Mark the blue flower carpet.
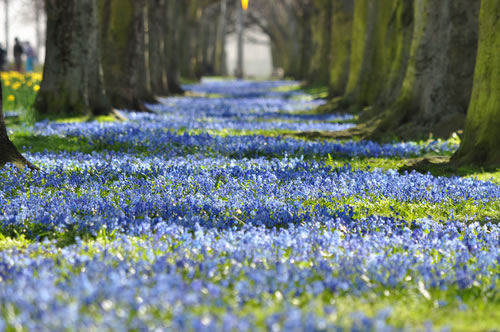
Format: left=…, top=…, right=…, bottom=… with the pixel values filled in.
left=0, top=80, right=499, bottom=331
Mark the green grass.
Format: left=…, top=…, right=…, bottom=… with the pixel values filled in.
left=11, top=132, right=93, bottom=154
left=324, top=157, right=500, bottom=184
left=330, top=287, right=500, bottom=331
left=6, top=110, right=119, bottom=154
left=272, top=84, right=329, bottom=100
left=304, top=194, right=500, bottom=225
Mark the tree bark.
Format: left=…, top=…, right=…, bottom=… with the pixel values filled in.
left=99, top=0, right=146, bottom=110
left=214, top=0, right=228, bottom=76
left=88, top=0, right=112, bottom=115
left=4, top=0, right=9, bottom=64
left=35, top=0, right=92, bottom=116
left=177, top=0, right=199, bottom=80
left=451, top=0, right=500, bottom=166
left=297, top=8, right=313, bottom=80
left=308, top=0, right=332, bottom=85
left=328, top=0, right=354, bottom=97
left=36, top=0, right=111, bottom=116
left=236, top=3, right=244, bottom=78
left=165, top=0, right=184, bottom=94
left=372, top=0, right=480, bottom=139
left=344, top=0, right=413, bottom=109
left=137, top=0, right=157, bottom=103
left=0, top=82, right=37, bottom=170
left=283, top=2, right=301, bottom=79
left=148, top=0, right=169, bottom=96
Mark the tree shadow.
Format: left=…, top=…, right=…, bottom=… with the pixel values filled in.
left=399, top=156, right=500, bottom=180
left=282, top=122, right=375, bottom=141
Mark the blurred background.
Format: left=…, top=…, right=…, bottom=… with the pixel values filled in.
left=0, top=0, right=312, bottom=79
left=1, top=0, right=498, bottom=167
left=0, top=0, right=45, bottom=65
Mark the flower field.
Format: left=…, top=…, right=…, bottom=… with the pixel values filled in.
left=1, top=78, right=499, bottom=331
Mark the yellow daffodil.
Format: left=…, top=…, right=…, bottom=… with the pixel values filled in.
left=7, top=95, right=15, bottom=102
left=34, top=85, right=41, bottom=92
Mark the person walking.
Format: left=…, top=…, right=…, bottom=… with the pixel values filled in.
left=25, top=42, right=35, bottom=72
left=0, top=44, right=6, bottom=71
left=13, top=38, right=24, bottom=72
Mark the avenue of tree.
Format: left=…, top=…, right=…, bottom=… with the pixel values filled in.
left=0, top=0, right=499, bottom=168
left=263, top=0, right=499, bottom=166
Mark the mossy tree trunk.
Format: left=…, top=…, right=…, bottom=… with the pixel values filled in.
left=451, top=0, right=500, bottom=166
left=35, top=0, right=93, bottom=116
left=328, top=0, right=354, bottom=98
left=344, top=0, right=413, bottom=109
left=99, top=0, right=147, bottom=110
left=0, top=82, right=36, bottom=170
left=297, top=13, right=313, bottom=80
left=376, top=0, right=414, bottom=106
left=372, top=0, right=480, bottom=139
left=308, top=0, right=333, bottom=86
left=283, top=4, right=301, bottom=79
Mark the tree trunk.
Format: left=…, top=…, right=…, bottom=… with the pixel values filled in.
left=451, top=0, right=500, bottom=166
left=372, top=0, right=480, bottom=140
left=328, top=0, right=354, bottom=98
left=4, top=0, right=9, bottom=64
left=209, top=18, right=217, bottom=75
left=137, top=0, right=157, bottom=104
left=99, top=0, right=146, bottom=110
left=200, top=11, right=213, bottom=76
left=148, top=0, right=169, bottom=96
left=344, top=0, right=412, bottom=109
left=35, top=0, right=92, bottom=116
left=88, top=0, right=112, bottom=115
left=298, top=13, right=313, bottom=80
left=214, top=0, right=227, bottom=76
left=177, top=0, right=199, bottom=80
left=283, top=4, right=300, bottom=79
left=236, top=3, right=244, bottom=79
left=308, top=0, right=332, bottom=85
left=165, top=0, right=184, bottom=94
left=35, top=0, right=43, bottom=64
left=0, top=82, right=36, bottom=170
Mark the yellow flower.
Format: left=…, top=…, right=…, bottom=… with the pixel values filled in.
left=12, top=82, right=21, bottom=90
left=7, top=95, right=15, bottom=102
left=31, top=73, right=42, bottom=81
left=4, top=81, right=10, bottom=87
left=33, top=85, right=40, bottom=92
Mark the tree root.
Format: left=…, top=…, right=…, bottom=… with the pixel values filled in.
left=0, top=136, right=38, bottom=171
